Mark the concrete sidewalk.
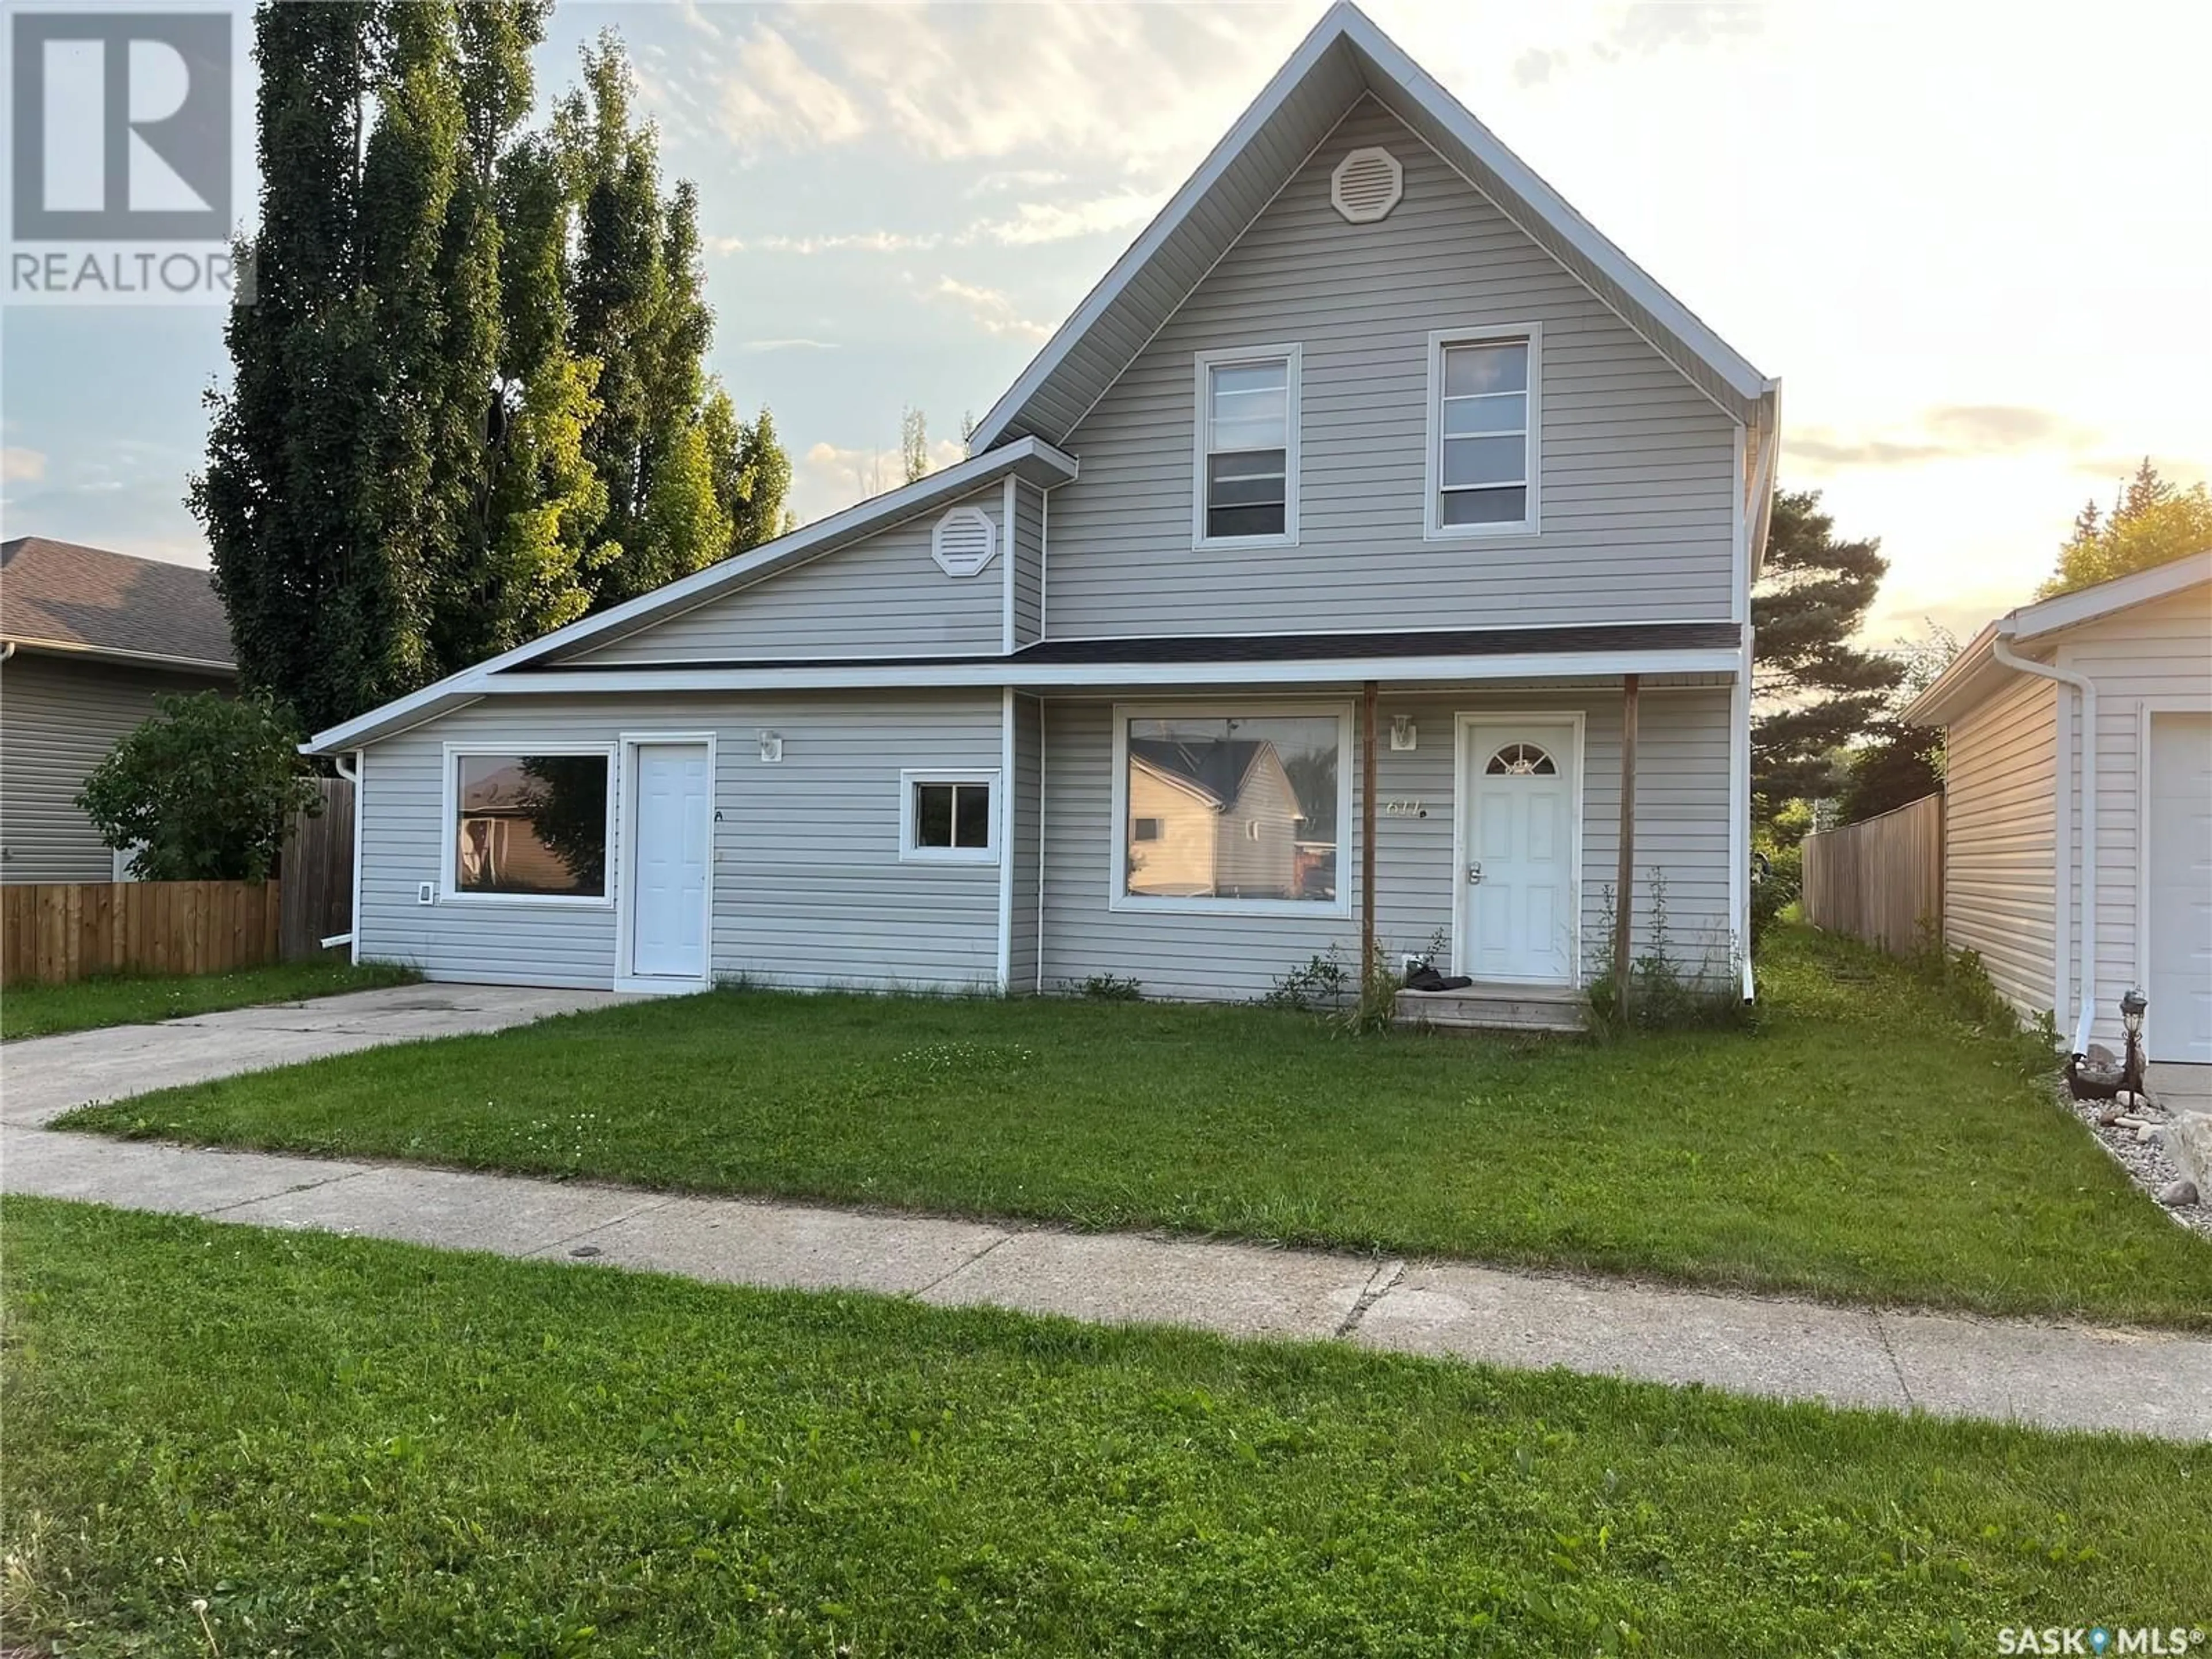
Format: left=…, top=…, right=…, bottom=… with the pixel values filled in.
left=1, top=983, right=633, bottom=1126
left=6, top=1123, right=2207, bottom=1442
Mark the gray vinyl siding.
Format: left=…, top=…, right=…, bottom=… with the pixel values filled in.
left=1941, top=672, right=2059, bottom=1019
left=2054, top=583, right=2212, bottom=1053
left=357, top=692, right=1003, bottom=990
left=1039, top=686, right=1734, bottom=1001
left=0, top=651, right=229, bottom=883
left=1044, top=98, right=1740, bottom=639
left=570, top=487, right=1009, bottom=665
left=1008, top=694, right=1043, bottom=991
left=1011, top=481, right=1045, bottom=647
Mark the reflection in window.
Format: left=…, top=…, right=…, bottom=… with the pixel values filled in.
left=1124, top=714, right=1338, bottom=902
left=1203, top=357, right=1290, bottom=539
left=1485, top=743, right=1556, bottom=777
left=453, top=753, right=609, bottom=897
left=915, top=780, right=993, bottom=851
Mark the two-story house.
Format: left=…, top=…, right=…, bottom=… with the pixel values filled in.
left=306, top=3, right=1779, bottom=1009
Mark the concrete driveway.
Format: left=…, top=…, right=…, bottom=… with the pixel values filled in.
left=1, top=983, right=634, bottom=1126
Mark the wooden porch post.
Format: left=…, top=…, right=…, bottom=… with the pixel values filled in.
left=1361, top=681, right=1379, bottom=983
left=1613, top=673, right=1640, bottom=1015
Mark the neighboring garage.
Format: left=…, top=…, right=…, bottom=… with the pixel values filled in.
left=1907, top=550, right=2212, bottom=1105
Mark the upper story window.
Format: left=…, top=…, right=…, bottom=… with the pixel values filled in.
left=1427, top=324, right=1541, bottom=538
left=1193, top=344, right=1300, bottom=548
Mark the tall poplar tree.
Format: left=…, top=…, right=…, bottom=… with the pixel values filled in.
left=194, top=2, right=389, bottom=736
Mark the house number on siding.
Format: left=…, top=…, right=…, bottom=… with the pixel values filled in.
left=1381, top=800, right=1427, bottom=818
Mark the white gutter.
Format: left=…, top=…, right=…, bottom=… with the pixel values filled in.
left=1991, top=631, right=2097, bottom=1055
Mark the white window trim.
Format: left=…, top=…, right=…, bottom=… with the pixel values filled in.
left=440, top=741, right=618, bottom=908
left=1109, top=699, right=1354, bottom=918
left=1191, top=342, right=1301, bottom=551
left=900, top=767, right=1003, bottom=865
left=1424, top=322, right=1541, bottom=541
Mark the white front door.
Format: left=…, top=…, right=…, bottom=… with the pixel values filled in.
left=1461, top=721, right=1578, bottom=984
left=629, top=743, right=711, bottom=981
left=2146, top=711, right=2212, bottom=1065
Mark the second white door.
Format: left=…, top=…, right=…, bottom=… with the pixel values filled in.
left=1461, top=721, right=1577, bottom=984
left=630, top=743, right=711, bottom=981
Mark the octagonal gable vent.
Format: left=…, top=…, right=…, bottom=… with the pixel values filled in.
left=1330, top=146, right=1403, bottom=224
left=931, top=504, right=997, bottom=577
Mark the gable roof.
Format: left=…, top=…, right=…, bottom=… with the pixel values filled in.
left=1903, top=549, right=2212, bottom=727
left=1129, top=737, right=1286, bottom=812
left=972, top=1, right=1777, bottom=455
left=1, top=536, right=234, bottom=672
left=302, top=435, right=1077, bottom=753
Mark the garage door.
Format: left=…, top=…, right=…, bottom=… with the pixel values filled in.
left=2147, top=711, right=2212, bottom=1063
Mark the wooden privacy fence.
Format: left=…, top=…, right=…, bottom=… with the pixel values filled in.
left=3, top=776, right=357, bottom=986
left=1, top=880, right=283, bottom=986
left=278, top=776, right=355, bottom=960
left=1800, top=791, right=1945, bottom=955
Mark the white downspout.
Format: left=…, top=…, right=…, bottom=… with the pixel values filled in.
left=1992, top=631, right=2096, bottom=1054
left=325, top=751, right=362, bottom=955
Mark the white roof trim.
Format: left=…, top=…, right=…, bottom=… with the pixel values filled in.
left=302, top=435, right=1077, bottom=755
left=971, top=1, right=1768, bottom=451
left=2007, top=548, right=2211, bottom=641
left=414, top=646, right=1745, bottom=698
left=1902, top=550, right=2211, bottom=726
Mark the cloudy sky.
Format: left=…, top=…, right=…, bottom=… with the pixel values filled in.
left=3, top=0, right=2206, bottom=644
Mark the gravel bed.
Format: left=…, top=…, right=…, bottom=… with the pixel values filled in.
left=2056, top=1085, right=2211, bottom=1240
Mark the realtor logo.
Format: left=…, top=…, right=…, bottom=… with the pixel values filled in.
left=10, top=10, right=230, bottom=241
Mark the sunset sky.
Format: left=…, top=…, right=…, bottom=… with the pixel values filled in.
left=3, top=0, right=2206, bottom=645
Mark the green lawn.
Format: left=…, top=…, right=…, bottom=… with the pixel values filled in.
left=56, top=929, right=2212, bottom=1327
left=4, top=1198, right=2204, bottom=1658
left=2, top=958, right=417, bottom=1041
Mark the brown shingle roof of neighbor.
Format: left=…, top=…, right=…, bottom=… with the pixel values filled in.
left=0, top=536, right=234, bottom=670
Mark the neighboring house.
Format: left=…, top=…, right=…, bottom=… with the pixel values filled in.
left=1904, top=551, right=2211, bottom=1104
left=1, top=536, right=235, bottom=883
left=304, top=3, right=1779, bottom=1004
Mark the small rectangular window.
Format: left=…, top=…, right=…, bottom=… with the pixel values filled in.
left=1430, top=329, right=1539, bottom=535
left=901, top=771, right=999, bottom=863
left=1195, top=347, right=1299, bottom=545
left=1131, top=816, right=1164, bottom=843
left=449, top=751, right=611, bottom=900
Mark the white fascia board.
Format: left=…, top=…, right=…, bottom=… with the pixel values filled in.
left=1899, top=623, right=2001, bottom=728
left=302, top=436, right=1078, bottom=755
left=2, top=635, right=236, bottom=675
left=1339, top=9, right=1767, bottom=407
left=2008, top=549, right=2212, bottom=641
left=971, top=1, right=1768, bottom=450
left=967, top=13, right=1348, bottom=452
left=483, top=649, right=1745, bottom=698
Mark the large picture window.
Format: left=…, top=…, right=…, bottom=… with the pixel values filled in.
left=1115, top=709, right=1346, bottom=912
left=1194, top=345, right=1300, bottom=546
left=448, top=750, right=612, bottom=900
left=1427, top=324, right=1540, bottom=537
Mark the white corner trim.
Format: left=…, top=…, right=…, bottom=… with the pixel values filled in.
left=899, top=766, right=1003, bottom=866
left=612, top=731, right=719, bottom=992
left=1107, top=698, right=1354, bottom=919
left=1729, top=630, right=1751, bottom=988
left=997, top=688, right=1016, bottom=991
left=1000, top=476, right=1017, bottom=653
left=1191, top=342, right=1302, bottom=552
left=1729, top=422, right=1748, bottom=625
left=439, top=741, right=618, bottom=910
left=1423, top=322, right=1541, bottom=541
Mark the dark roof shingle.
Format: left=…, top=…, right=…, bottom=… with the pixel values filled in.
left=1, top=537, right=233, bottom=669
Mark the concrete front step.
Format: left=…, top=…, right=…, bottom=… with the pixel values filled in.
left=1395, top=984, right=1587, bottom=1034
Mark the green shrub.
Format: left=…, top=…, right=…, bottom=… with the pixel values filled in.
left=1587, top=873, right=1758, bottom=1039
left=75, top=692, right=321, bottom=881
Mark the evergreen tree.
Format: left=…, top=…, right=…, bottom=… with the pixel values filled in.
left=1751, top=488, right=1900, bottom=822
left=2041, top=459, right=2212, bottom=597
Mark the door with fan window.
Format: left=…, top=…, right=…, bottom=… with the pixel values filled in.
left=1460, top=722, right=1578, bottom=984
